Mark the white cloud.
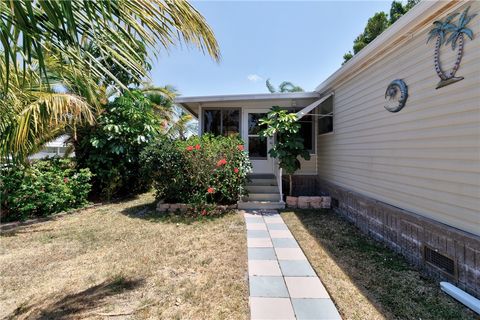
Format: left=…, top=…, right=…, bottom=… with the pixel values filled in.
left=247, top=74, right=263, bottom=82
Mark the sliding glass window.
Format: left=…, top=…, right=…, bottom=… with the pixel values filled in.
left=203, top=109, right=240, bottom=136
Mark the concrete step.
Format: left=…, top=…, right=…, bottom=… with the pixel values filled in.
left=244, top=193, right=280, bottom=202
left=238, top=201, right=285, bottom=210
left=247, top=185, right=279, bottom=193
left=248, top=174, right=275, bottom=179
left=248, top=178, right=277, bottom=186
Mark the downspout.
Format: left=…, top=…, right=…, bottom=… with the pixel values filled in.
left=440, top=282, right=480, bottom=315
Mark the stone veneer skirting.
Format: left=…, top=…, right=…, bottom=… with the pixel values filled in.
left=290, top=175, right=480, bottom=299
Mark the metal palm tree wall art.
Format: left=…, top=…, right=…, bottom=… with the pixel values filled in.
left=427, top=7, right=477, bottom=89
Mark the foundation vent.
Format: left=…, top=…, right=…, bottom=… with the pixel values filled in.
left=424, top=246, right=455, bottom=277
left=332, top=198, right=339, bottom=208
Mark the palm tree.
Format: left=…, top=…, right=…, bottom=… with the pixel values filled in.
left=427, top=12, right=458, bottom=81
left=266, top=79, right=304, bottom=93
left=168, top=110, right=197, bottom=140
left=0, top=59, right=95, bottom=162
left=445, top=7, right=477, bottom=78
left=141, top=84, right=178, bottom=132
left=0, top=0, right=220, bottom=91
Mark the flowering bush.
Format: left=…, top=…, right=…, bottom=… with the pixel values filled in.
left=141, top=134, right=252, bottom=215
left=0, top=158, right=92, bottom=221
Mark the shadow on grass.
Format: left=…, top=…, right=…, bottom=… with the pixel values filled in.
left=7, top=277, right=144, bottom=320
left=283, top=209, right=477, bottom=320
left=120, top=200, right=236, bottom=225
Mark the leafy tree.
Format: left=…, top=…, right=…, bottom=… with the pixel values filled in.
left=0, top=1, right=220, bottom=162
left=343, top=0, right=419, bottom=63
left=259, top=107, right=310, bottom=196
left=75, top=90, right=173, bottom=199
left=364, top=12, right=390, bottom=43
left=353, top=33, right=369, bottom=54
left=342, top=52, right=354, bottom=65
left=405, top=0, right=421, bottom=10
left=390, top=1, right=406, bottom=24
left=266, top=79, right=304, bottom=93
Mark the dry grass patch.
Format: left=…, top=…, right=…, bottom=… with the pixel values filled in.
left=0, top=193, right=248, bottom=320
left=282, top=209, right=478, bottom=320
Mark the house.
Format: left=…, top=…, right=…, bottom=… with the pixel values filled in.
left=176, top=0, right=480, bottom=297
left=29, top=135, right=72, bottom=160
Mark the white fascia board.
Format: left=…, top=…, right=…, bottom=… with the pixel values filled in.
left=175, top=92, right=320, bottom=104
left=295, top=92, right=334, bottom=120
left=314, top=0, right=455, bottom=94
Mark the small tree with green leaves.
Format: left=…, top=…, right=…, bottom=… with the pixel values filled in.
left=259, top=106, right=310, bottom=196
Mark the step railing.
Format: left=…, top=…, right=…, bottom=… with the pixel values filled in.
left=273, top=158, right=284, bottom=203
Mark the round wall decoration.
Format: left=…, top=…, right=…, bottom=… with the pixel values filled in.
left=384, top=79, right=408, bottom=113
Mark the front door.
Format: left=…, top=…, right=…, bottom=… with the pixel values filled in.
left=243, top=109, right=273, bottom=174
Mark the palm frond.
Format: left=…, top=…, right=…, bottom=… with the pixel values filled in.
left=1, top=92, right=94, bottom=161
left=445, top=12, right=459, bottom=24
left=462, top=28, right=474, bottom=40
left=0, top=0, right=220, bottom=91
left=266, top=79, right=276, bottom=93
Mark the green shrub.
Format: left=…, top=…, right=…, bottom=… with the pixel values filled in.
left=0, top=158, right=92, bottom=221
left=75, top=90, right=164, bottom=199
left=139, top=137, right=191, bottom=203
left=140, top=134, right=252, bottom=214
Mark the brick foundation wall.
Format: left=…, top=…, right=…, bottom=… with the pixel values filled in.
left=292, top=175, right=480, bottom=298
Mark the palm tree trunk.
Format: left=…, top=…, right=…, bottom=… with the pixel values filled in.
left=450, top=34, right=464, bottom=78
left=434, top=36, right=447, bottom=80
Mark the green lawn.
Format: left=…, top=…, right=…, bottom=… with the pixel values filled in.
left=0, top=193, right=249, bottom=320
left=282, top=209, right=478, bottom=320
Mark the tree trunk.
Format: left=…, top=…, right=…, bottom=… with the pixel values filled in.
left=434, top=36, right=447, bottom=80
left=288, top=174, right=292, bottom=197
left=449, top=34, right=464, bottom=78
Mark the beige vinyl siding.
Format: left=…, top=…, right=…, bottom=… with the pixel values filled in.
left=317, top=1, right=480, bottom=236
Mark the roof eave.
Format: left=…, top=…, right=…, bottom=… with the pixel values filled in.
left=175, top=92, right=320, bottom=104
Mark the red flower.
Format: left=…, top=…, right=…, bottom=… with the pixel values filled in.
left=201, top=209, right=207, bottom=216
left=186, top=146, right=194, bottom=151
left=216, top=158, right=227, bottom=166
left=195, top=144, right=201, bottom=150
left=234, top=168, right=239, bottom=173
left=237, top=145, right=244, bottom=151
left=207, top=187, right=215, bottom=194
left=64, top=177, right=69, bottom=183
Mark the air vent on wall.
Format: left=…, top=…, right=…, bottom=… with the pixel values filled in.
left=424, top=246, right=456, bottom=277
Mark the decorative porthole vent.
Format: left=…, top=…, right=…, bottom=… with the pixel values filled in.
left=384, top=79, right=408, bottom=113
left=424, top=245, right=456, bottom=278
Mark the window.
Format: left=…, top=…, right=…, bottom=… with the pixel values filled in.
left=318, top=96, right=333, bottom=135
left=297, top=114, right=314, bottom=153
left=287, top=108, right=315, bottom=153
left=247, top=112, right=268, bottom=159
left=203, top=109, right=240, bottom=136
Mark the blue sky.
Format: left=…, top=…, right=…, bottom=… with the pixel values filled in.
left=151, top=1, right=392, bottom=97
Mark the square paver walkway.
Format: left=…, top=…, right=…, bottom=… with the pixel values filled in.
left=241, top=209, right=342, bottom=319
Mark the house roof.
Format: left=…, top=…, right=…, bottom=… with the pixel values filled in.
left=314, top=0, right=458, bottom=94
left=175, top=92, right=320, bottom=117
